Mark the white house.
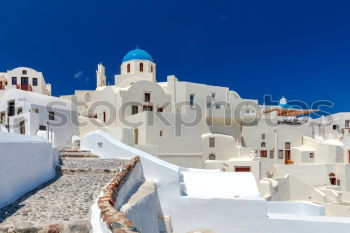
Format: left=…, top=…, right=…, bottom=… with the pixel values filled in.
left=0, top=67, right=51, bottom=97
left=0, top=89, right=79, bottom=148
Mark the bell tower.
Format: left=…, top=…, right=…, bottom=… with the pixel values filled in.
left=96, top=63, right=106, bottom=88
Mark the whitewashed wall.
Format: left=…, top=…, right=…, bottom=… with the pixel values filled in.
left=0, top=133, right=56, bottom=208
left=83, top=130, right=350, bottom=233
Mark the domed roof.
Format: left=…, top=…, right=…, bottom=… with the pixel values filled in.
left=278, top=103, right=292, bottom=109
left=122, top=48, right=153, bottom=62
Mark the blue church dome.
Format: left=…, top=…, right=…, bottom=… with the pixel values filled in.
left=278, top=103, right=292, bottom=109
left=122, top=48, right=153, bottom=62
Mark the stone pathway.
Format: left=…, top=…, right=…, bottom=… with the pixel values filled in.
left=0, top=150, right=129, bottom=233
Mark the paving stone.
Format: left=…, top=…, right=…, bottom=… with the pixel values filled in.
left=0, top=155, right=129, bottom=232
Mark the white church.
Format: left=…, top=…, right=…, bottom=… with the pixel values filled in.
left=2, top=48, right=350, bottom=232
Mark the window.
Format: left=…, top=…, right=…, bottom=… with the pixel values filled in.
left=190, top=94, right=195, bottom=107
left=212, top=92, right=216, bottom=99
left=269, top=150, right=274, bottom=159
left=329, top=173, right=336, bottom=185
left=32, top=78, right=38, bottom=86
left=103, top=112, right=106, bottom=123
left=333, top=125, right=339, bottom=130
left=157, top=107, right=163, bottom=112
left=160, top=130, right=163, bottom=137
left=22, top=70, right=27, bottom=75
left=206, top=101, right=211, bottom=109
left=278, top=150, right=284, bottom=159
left=144, top=92, right=151, bottom=102
left=12, top=77, right=17, bottom=85
left=151, top=65, right=153, bottom=73
left=260, top=150, right=267, bottom=158
left=310, top=153, right=314, bottom=159
left=209, top=137, right=215, bottom=148
left=49, top=111, right=55, bottom=120
left=262, top=134, right=265, bottom=140
left=285, top=142, right=290, bottom=149
left=215, top=104, right=221, bottom=109
left=39, top=125, right=47, bottom=130
left=209, top=153, right=216, bottom=160
left=127, top=63, right=131, bottom=73
left=261, top=142, right=266, bottom=147
left=142, top=105, right=153, bottom=111
left=346, top=120, right=350, bottom=128
left=17, top=107, right=23, bottom=114
left=131, top=105, right=138, bottom=115
left=140, top=63, right=144, bottom=72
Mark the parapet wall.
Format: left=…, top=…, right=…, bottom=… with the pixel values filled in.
left=97, top=156, right=141, bottom=233
left=0, top=133, right=56, bottom=208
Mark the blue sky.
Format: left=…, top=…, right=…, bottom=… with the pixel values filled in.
left=0, top=0, right=349, bottom=115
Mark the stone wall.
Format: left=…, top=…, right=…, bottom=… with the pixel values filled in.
left=97, top=157, right=141, bottom=233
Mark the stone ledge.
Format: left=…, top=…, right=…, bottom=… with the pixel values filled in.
left=97, top=156, right=141, bottom=233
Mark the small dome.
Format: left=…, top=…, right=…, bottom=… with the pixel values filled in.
left=278, top=103, right=292, bottom=109
left=122, top=48, right=153, bottom=62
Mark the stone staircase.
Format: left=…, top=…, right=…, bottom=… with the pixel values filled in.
left=0, top=147, right=128, bottom=233
left=59, top=148, right=99, bottom=158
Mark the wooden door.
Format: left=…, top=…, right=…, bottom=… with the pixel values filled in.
left=21, top=77, right=29, bottom=90
left=134, top=128, right=139, bottom=145
left=285, top=150, right=291, bottom=164
left=19, top=120, right=25, bottom=134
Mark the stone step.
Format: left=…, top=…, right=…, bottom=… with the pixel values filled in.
left=57, top=167, right=119, bottom=175
left=59, top=149, right=91, bottom=153
left=60, top=152, right=99, bottom=158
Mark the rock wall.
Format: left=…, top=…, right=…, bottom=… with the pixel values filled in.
left=96, top=157, right=141, bottom=233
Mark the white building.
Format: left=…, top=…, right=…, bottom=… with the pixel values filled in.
left=61, top=48, right=350, bottom=217
left=0, top=67, right=51, bottom=97
left=0, top=89, right=78, bottom=148
left=2, top=48, right=350, bottom=231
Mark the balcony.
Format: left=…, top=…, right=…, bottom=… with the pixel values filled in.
left=16, top=84, right=32, bottom=91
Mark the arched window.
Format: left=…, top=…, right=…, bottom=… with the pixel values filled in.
left=261, top=142, right=266, bottom=147
left=151, top=65, right=153, bottom=73
left=209, top=153, right=216, bottom=160
left=140, top=63, right=144, bottom=72
left=127, top=63, right=130, bottom=73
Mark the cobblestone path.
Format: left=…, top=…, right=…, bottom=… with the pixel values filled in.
left=0, top=151, right=128, bottom=233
